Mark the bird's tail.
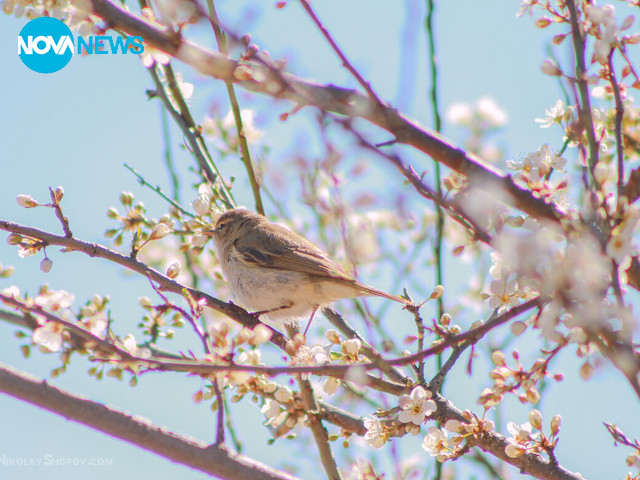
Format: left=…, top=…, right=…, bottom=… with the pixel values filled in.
left=355, top=281, right=413, bottom=305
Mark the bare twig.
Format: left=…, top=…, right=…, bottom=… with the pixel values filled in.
left=607, top=50, right=626, bottom=199
left=146, top=276, right=211, bottom=353
left=297, top=377, right=342, bottom=480
left=205, top=0, right=265, bottom=216
left=566, top=0, right=600, bottom=184
left=317, top=399, right=367, bottom=436
left=124, top=163, right=194, bottom=218
left=146, top=63, right=235, bottom=208
left=428, top=344, right=469, bottom=392
left=322, top=307, right=410, bottom=386
left=49, top=187, right=72, bottom=238
left=298, top=0, right=384, bottom=107
left=339, top=120, right=492, bottom=244
left=213, top=379, right=226, bottom=445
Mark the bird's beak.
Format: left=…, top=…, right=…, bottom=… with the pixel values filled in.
left=200, top=226, right=217, bottom=236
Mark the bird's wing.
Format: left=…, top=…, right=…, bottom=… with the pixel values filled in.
left=234, top=222, right=352, bottom=281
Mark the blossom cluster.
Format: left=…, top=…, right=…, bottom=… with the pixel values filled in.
left=422, top=410, right=496, bottom=463
left=504, top=409, right=561, bottom=460
left=478, top=349, right=563, bottom=408
left=363, top=385, right=437, bottom=450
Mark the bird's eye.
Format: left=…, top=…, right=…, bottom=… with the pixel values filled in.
left=217, top=222, right=225, bottom=231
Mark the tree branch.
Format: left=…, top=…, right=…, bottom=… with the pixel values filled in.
left=0, top=219, right=289, bottom=351
left=0, top=362, right=299, bottom=480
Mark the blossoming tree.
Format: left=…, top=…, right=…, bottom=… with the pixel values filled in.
left=1, top=1, right=640, bottom=479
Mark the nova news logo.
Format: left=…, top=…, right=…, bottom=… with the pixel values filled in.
left=18, top=17, right=145, bottom=74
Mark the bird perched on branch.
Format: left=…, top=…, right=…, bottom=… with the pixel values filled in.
left=202, top=208, right=412, bottom=331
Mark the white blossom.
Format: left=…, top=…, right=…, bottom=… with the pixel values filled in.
left=398, top=386, right=437, bottom=425
left=33, top=323, right=64, bottom=352
left=363, top=416, right=386, bottom=448
left=422, top=426, right=450, bottom=462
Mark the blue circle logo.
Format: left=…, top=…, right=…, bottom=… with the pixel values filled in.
left=18, top=17, right=74, bottom=74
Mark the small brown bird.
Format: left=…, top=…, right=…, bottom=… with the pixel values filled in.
left=202, top=208, right=411, bottom=329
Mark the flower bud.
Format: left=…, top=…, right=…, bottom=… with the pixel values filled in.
left=529, top=409, right=543, bottom=430
left=166, top=262, right=180, bottom=279
left=342, top=338, right=361, bottom=357
left=40, top=258, right=52, bottom=273
left=250, top=324, right=272, bottom=346
left=7, top=234, right=23, bottom=245
left=17, top=194, right=37, bottom=208
left=551, top=414, right=561, bottom=434
left=526, top=387, right=540, bottom=404
left=511, top=321, right=527, bottom=336
left=150, top=223, right=172, bottom=240
left=580, top=361, right=594, bottom=380
left=535, top=17, right=552, bottom=28
left=53, top=186, right=65, bottom=202
left=233, top=64, right=254, bottom=81
left=430, top=285, right=444, bottom=299
left=594, top=162, right=609, bottom=185
left=491, top=350, right=506, bottom=367
left=325, top=329, right=341, bottom=344
left=0, top=265, right=15, bottom=278
left=120, top=191, right=134, bottom=206
left=191, top=195, right=211, bottom=217
left=236, top=328, right=252, bottom=345
left=444, top=419, right=462, bottom=432
left=541, top=59, right=562, bottom=76
left=470, top=319, right=484, bottom=330
left=323, top=377, right=340, bottom=395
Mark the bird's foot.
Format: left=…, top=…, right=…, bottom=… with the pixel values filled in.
left=249, top=302, right=294, bottom=319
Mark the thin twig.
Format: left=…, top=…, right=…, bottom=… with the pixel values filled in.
left=206, top=0, right=265, bottom=216
left=147, top=62, right=235, bottom=208
left=566, top=0, right=600, bottom=185
left=298, top=0, right=384, bottom=108
left=428, top=345, right=469, bottom=392
left=160, top=106, right=180, bottom=200
left=213, top=379, right=226, bottom=445
left=322, top=307, right=410, bottom=385
left=336, top=119, right=493, bottom=244
left=147, top=275, right=211, bottom=353
left=124, top=163, right=194, bottom=218
left=297, top=377, right=342, bottom=480
left=155, top=110, right=201, bottom=289
left=48, top=187, right=72, bottom=238
left=607, top=50, right=625, bottom=199
left=425, top=15, right=446, bottom=462
left=409, top=304, right=426, bottom=381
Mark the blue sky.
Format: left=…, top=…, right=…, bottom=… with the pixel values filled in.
left=1, top=1, right=638, bottom=479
